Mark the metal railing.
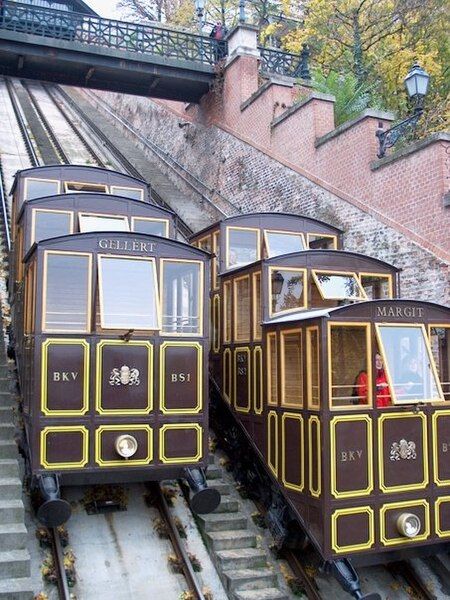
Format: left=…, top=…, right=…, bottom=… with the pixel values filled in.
left=259, top=45, right=310, bottom=79
left=0, top=1, right=223, bottom=66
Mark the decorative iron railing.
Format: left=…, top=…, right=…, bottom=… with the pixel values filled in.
left=258, top=45, right=310, bottom=79
left=0, top=1, right=224, bottom=66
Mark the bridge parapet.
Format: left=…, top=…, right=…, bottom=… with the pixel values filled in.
left=0, top=0, right=225, bottom=66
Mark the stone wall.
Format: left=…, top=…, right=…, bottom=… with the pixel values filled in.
left=87, top=89, right=449, bottom=306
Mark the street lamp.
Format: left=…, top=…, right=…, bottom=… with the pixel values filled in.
left=194, top=0, right=205, bottom=31
left=376, top=62, right=430, bottom=159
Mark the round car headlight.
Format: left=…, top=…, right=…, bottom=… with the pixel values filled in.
left=115, top=434, right=138, bottom=458
left=396, top=512, right=421, bottom=538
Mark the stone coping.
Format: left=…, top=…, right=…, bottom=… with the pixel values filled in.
left=371, top=131, right=450, bottom=171
left=271, top=92, right=335, bottom=129
left=315, top=108, right=395, bottom=148
left=240, top=76, right=294, bottom=112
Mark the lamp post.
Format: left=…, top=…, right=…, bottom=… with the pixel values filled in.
left=194, top=0, right=205, bottom=31
left=239, top=0, right=246, bottom=23
left=376, top=62, right=430, bottom=159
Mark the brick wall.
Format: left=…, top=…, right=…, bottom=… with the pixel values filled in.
left=88, top=89, right=450, bottom=306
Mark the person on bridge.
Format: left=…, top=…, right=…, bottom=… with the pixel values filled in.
left=210, top=22, right=227, bottom=61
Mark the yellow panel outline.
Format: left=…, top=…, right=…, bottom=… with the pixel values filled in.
left=95, top=425, right=153, bottom=467
left=268, top=266, right=307, bottom=318
left=41, top=339, right=90, bottom=416
left=40, top=426, right=89, bottom=469
left=308, top=416, right=321, bottom=497
left=330, top=414, right=373, bottom=498
left=268, top=411, right=278, bottom=477
left=223, top=348, right=232, bottom=403
left=233, top=274, right=251, bottom=343
left=435, top=496, right=450, bottom=538
left=281, top=412, right=304, bottom=492
left=159, top=342, right=202, bottom=415
left=307, top=232, right=338, bottom=249
left=234, top=347, right=251, bottom=413
left=432, top=410, right=450, bottom=486
left=252, top=271, right=262, bottom=341
left=306, top=326, right=320, bottom=410
left=312, top=269, right=368, bottom=301
left=159, top=423, right=202, bottom=464
left=95, top=340, right=153, bottom=415
left=331, top=506, right=375, bottom=553
left=267, top=332, right=278, bottom=406
left=380, top=499, right=430, bottom=546
left=225, top=225, right=261, bottom=270
left=358, top=272, right=394, bottom=299
left=378, top=412, right=428, bottom=493
left=253, top=346, right=263, bottom=415
left=212, top=294, right=220, bottom=353
left=280, top=328, right=303, bottom=408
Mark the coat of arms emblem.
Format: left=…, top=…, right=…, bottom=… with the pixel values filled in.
left=390, top=439, right=417, bottom=461
left=109, top=365, right=140, bottom=386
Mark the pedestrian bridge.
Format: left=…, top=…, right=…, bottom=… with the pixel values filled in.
left=0, top=1, right=306, bottom=101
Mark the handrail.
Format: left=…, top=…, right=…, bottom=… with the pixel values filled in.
left=0, top=0, right=225, bottom=67
left=258, top=45, right=310, bottom=79
left=0, top=160, right=11, bottom=252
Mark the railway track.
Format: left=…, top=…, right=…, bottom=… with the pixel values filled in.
left=48, top=526, right=72, bottom=600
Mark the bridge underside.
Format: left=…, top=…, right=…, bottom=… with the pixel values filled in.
left=0, top=31, right=215, bottom=101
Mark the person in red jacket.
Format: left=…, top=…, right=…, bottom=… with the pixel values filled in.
left=355, top=353, right=391, bottom=407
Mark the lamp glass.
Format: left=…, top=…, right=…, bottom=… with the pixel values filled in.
left=194, top=0, right=205, bottom=11
left=115, top=434, right=138, bottom=458
left=404, top=64, right=430, bottom=100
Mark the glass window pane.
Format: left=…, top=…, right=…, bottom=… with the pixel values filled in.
left=361, top=275, right=392, bottom=299
left=377, top=325, right=443, bottom=404
left=314, top=272, right=366, bottom=300
left=330, top=325, right=370, bottom=407
left=235, top=277, right=250, bottom=340
left=25, top=179, right=59, bottom=200
left=227, top=228, right=259, bottom=269
left=307, top=328, right=320, bottom=408
left=271, top=269, right=305, bottom=314
left=266, top=231, right=305, bottom=257
left=308, top=234, right=337, bottom=250
left=34, top=211, right=72, bottom=243
left=133, top=218, right=168, bottom=237
left=111, top=186, right=143, bottom=201
left=79, top=214, right=129, bottom=233
left=44, top=253, right=90, bottom=331
left=282, top=331, right=303, bottom=406
left=65, top=182, right=107, bottom=193
left=162, top=261, right=201, bottom=334
left=430, top=327, right=450, bottom=400
left=100, top=257, right=159, bottom=329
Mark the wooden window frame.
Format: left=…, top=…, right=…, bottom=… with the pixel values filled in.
left=131, top=216, right=169, bottom=237
left=224, top=280, right=232, bottom=343
left=267, top=331, right=278, bottom=406
left=42, top=250, right=92, bottom=334
left=280, top=328, right=303, bottom=408
left=212, top=230, right=220, bottom=290
left=252, top=271, right=262, bottom=341
left=225, top=226, right=261, bottom=270
left=428, top=324, right=450, bottom=402
left=110, top=185, right=144, bottom=201
left=312, top=270, right=368, bottom=301
left=79, top=212, right=130, bottom=232
left=359, top=272, right=394, bottom=299
left=264, top=229, right=306, bottom=257
left=306, top=326, right=320, bottom=409
left=160, top=258, right=203, bottom=337
left=64, top=181, right=108, bottom=194
left=268, top=266, right=307, bottom=317
left=31, top=208, right=74, bottom=245
left=307, top=233, right=338, bottom=249
left=24, top=177, right=60, bottom=201
left=212, top=294, right=220, bottom=353
left=98, top=254, right=160, bottom=331
left=233, top=274, right=251, bottom=342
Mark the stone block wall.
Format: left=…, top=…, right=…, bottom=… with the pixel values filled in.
left=87, top=89, right=449, bottom=306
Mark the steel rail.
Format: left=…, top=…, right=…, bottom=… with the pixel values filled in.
left=81, top=89, right=239, bottom=218
left=4, top=77, right=40, bottom=167
left=43, top=85, right=106, bottom=167
left=49, top=527, right=71, bottom=600
left=387, top=561, right=436, bottom=600
left=53, top=85, right=194, bottom=239
left=150, top=482, right=205, bottom=600
left=21, top=80, right=70, bottom=164
left=0, top=159, right=11, bottom=252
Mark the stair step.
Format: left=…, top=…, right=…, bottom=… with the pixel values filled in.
left=214, top=498, right=239, bottom=513
left=0, top=424, right=15, bottom=441
left=0, top=477, right=22, bottom=500
left=0, top=460, right=19, bottom=478
left=207, top=530, right=257, bottom=551
left=217, top=547, right=267, bottom=570
left=208, top=453, right=215, bottom=465
left=208, top=481, right=231, bottom=495
left=0, top=441, right=18, bottom=459
left=0, top=576, right=33, bottom=599
left=0, top=524, right=27, bottom=551
left=225, top=568, right=277, bottom=592
left=234, top=588, right=288, bottom=600
left=0, top=549, right=30, bottom=579
left=198, top=512, right=247, bottom=532
left=206, top=465, right=222, bottom=480
left=0, top=408, right=13, bottom=424
left=0, top=500, right=24, bottom=524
